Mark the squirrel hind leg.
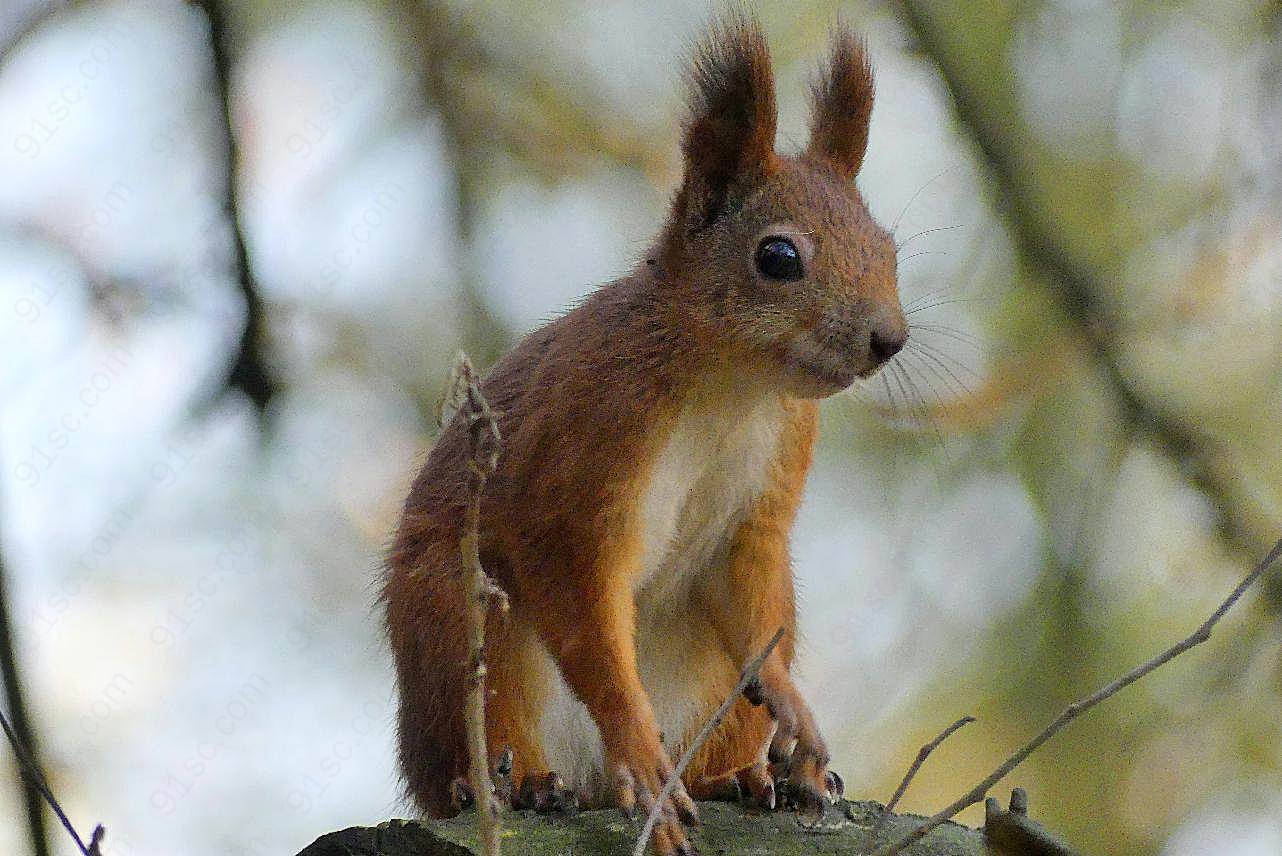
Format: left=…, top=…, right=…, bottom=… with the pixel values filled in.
left=682, top=694, right=775, bottom=801
left=485, top=615, right=554, bottom=789
left=488, top=621, right=585, bottom=813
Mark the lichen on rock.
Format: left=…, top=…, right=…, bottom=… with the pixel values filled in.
left=296, top=800, right=988, bottom=855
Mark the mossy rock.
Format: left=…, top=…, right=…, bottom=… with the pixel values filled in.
left=296, top=800, right=986, bottom=855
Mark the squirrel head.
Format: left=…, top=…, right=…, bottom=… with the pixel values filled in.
left=658, top=16, right=906, bottom=399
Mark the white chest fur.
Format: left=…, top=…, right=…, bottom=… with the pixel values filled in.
left=537, top=381, right=787, bottom=796
left=635, top=386, right=786, bottom=601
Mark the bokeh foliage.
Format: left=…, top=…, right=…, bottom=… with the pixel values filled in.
left=1, top=2, right=1279, bottom=855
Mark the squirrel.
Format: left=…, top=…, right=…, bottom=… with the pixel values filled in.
left=384, top=14, right=906, bottom=856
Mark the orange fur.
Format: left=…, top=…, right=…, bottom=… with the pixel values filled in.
left=681, top=398, right=816, bottom=784
left=384, top=15, right=905, bottom=853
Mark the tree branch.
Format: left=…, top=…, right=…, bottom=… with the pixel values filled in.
left=0, top=495, right=51, bottom=856
left=872, top=534, right=1282, bottom=856
left=194, top=0, right=277, bottom=415
left=0, top=710, right=105, bottom=856
left=893, top=1, right=1270, bottom=565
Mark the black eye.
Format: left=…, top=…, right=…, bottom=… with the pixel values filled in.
left=755, top=237, right=803, bottom=281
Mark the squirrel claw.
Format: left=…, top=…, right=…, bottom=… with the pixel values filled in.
left=779, top=755, right=833, bottom=819
left=825, top=769, right=844, bottom=801
left=514, top=771, right=578, bottom=813
left=451, top=777, right=474, bottom=810
left=736, top=762, right=776, bottom=810
left=614, top=760, right=698, bottom=854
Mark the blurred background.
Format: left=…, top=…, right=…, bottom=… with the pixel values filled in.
left=0, top=1, right=1279, bottom=854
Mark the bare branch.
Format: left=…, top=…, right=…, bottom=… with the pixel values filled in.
left=0, top=492, right=51, bottom=856
left=453, top=352, right=506, bottom=856
left=884, top=715, right=975, bottom=814
left=892, top=0, right=1273, bottom=565
left=0, top=710, right=64, bottom=856
left=193, top=0, right=277, bottom=416
left=86, top=825, right=105, bottom=856
left=632, top=627, right=786, bottom=856
left=872, top=535, right=1282, bottom=856
left=0, top=1, right=69, bottom=66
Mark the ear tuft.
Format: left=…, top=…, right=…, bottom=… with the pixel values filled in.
left=678, top=13, right=777, bottom=227
left=807, top=29, right=874, bottom=177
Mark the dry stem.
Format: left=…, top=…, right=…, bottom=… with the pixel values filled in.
left=884, top=715, right=975, bottom=813
left=87, top=826, right=105, bottom=856
left=872, top=535, right=1282, bottom=856
left=0, top=708, right=100, bottom=856
left=631, top=627, right=785, bottom=856
left=454, top=352, right=507, bottom=856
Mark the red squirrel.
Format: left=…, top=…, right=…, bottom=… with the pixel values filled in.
left=384, top=15, right=906, bottom=855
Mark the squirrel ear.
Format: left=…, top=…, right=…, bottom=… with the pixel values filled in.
left=807, top=30, right=874, bottom=177
left=677, top=14, right=777, bottom=228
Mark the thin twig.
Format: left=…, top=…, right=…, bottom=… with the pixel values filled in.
left=632, top=626, right=786, bottom=856
left=872, top=535, right=1282, bottom=856
left=454, top=352, right=507, bottom=856
left=87, top=825, right=105, bottom=856
left=883, top=715, right=975, bottom=813
left=0, top=710, right=88, bottom=856
left=0, top=493, right=51, bottom=856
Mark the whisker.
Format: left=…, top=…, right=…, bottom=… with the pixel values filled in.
left=896, top=224, right=963, bottom=252
left=897, top=250, right=949, bottom=266
left=905, top=295, right=997, bottom=315
left=891, top=167, right=953, bottom=236
left=908, top=322, right=982, bottom=349
left=845, top=384, right=872, bottom=405
left=903, top=345, right=973, bottom=401
left=877, top=370, right=905, bottom=472
left=902, top=287, right=954, bottom=312
left=899, top=351, right=949, bottom=402
left=902, top=359, right=955, bottom=471
left=907, top=338, right=979, bottom=381
left=890, top=361, right=926, bottom=428
left=892, top=360, right=948, bottom=457
left=879, top=370, right=899, bottom=414
left=888, top=361, right=915, bottom=425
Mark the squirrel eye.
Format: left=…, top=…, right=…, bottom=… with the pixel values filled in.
left=755, top=237, right=804, bottom=281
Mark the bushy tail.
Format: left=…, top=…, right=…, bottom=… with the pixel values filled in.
left=383, top=548, right=471, bottom=817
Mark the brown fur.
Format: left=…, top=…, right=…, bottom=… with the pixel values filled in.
left=384, top=15, right=905, bottom=854
left=807, top=30, right=875, bottom=177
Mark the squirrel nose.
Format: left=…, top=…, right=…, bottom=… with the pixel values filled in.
left=869, top=327, right=907, bottom=364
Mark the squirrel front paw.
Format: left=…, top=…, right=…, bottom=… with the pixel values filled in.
left=743, top=677, right=838, bottom=816
left=611, top=753, right=700, bottom=856
left=775, top=755, right=841, bottom=817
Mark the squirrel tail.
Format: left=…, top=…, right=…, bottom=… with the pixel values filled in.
left=383, top=545, right=471, bottom=817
